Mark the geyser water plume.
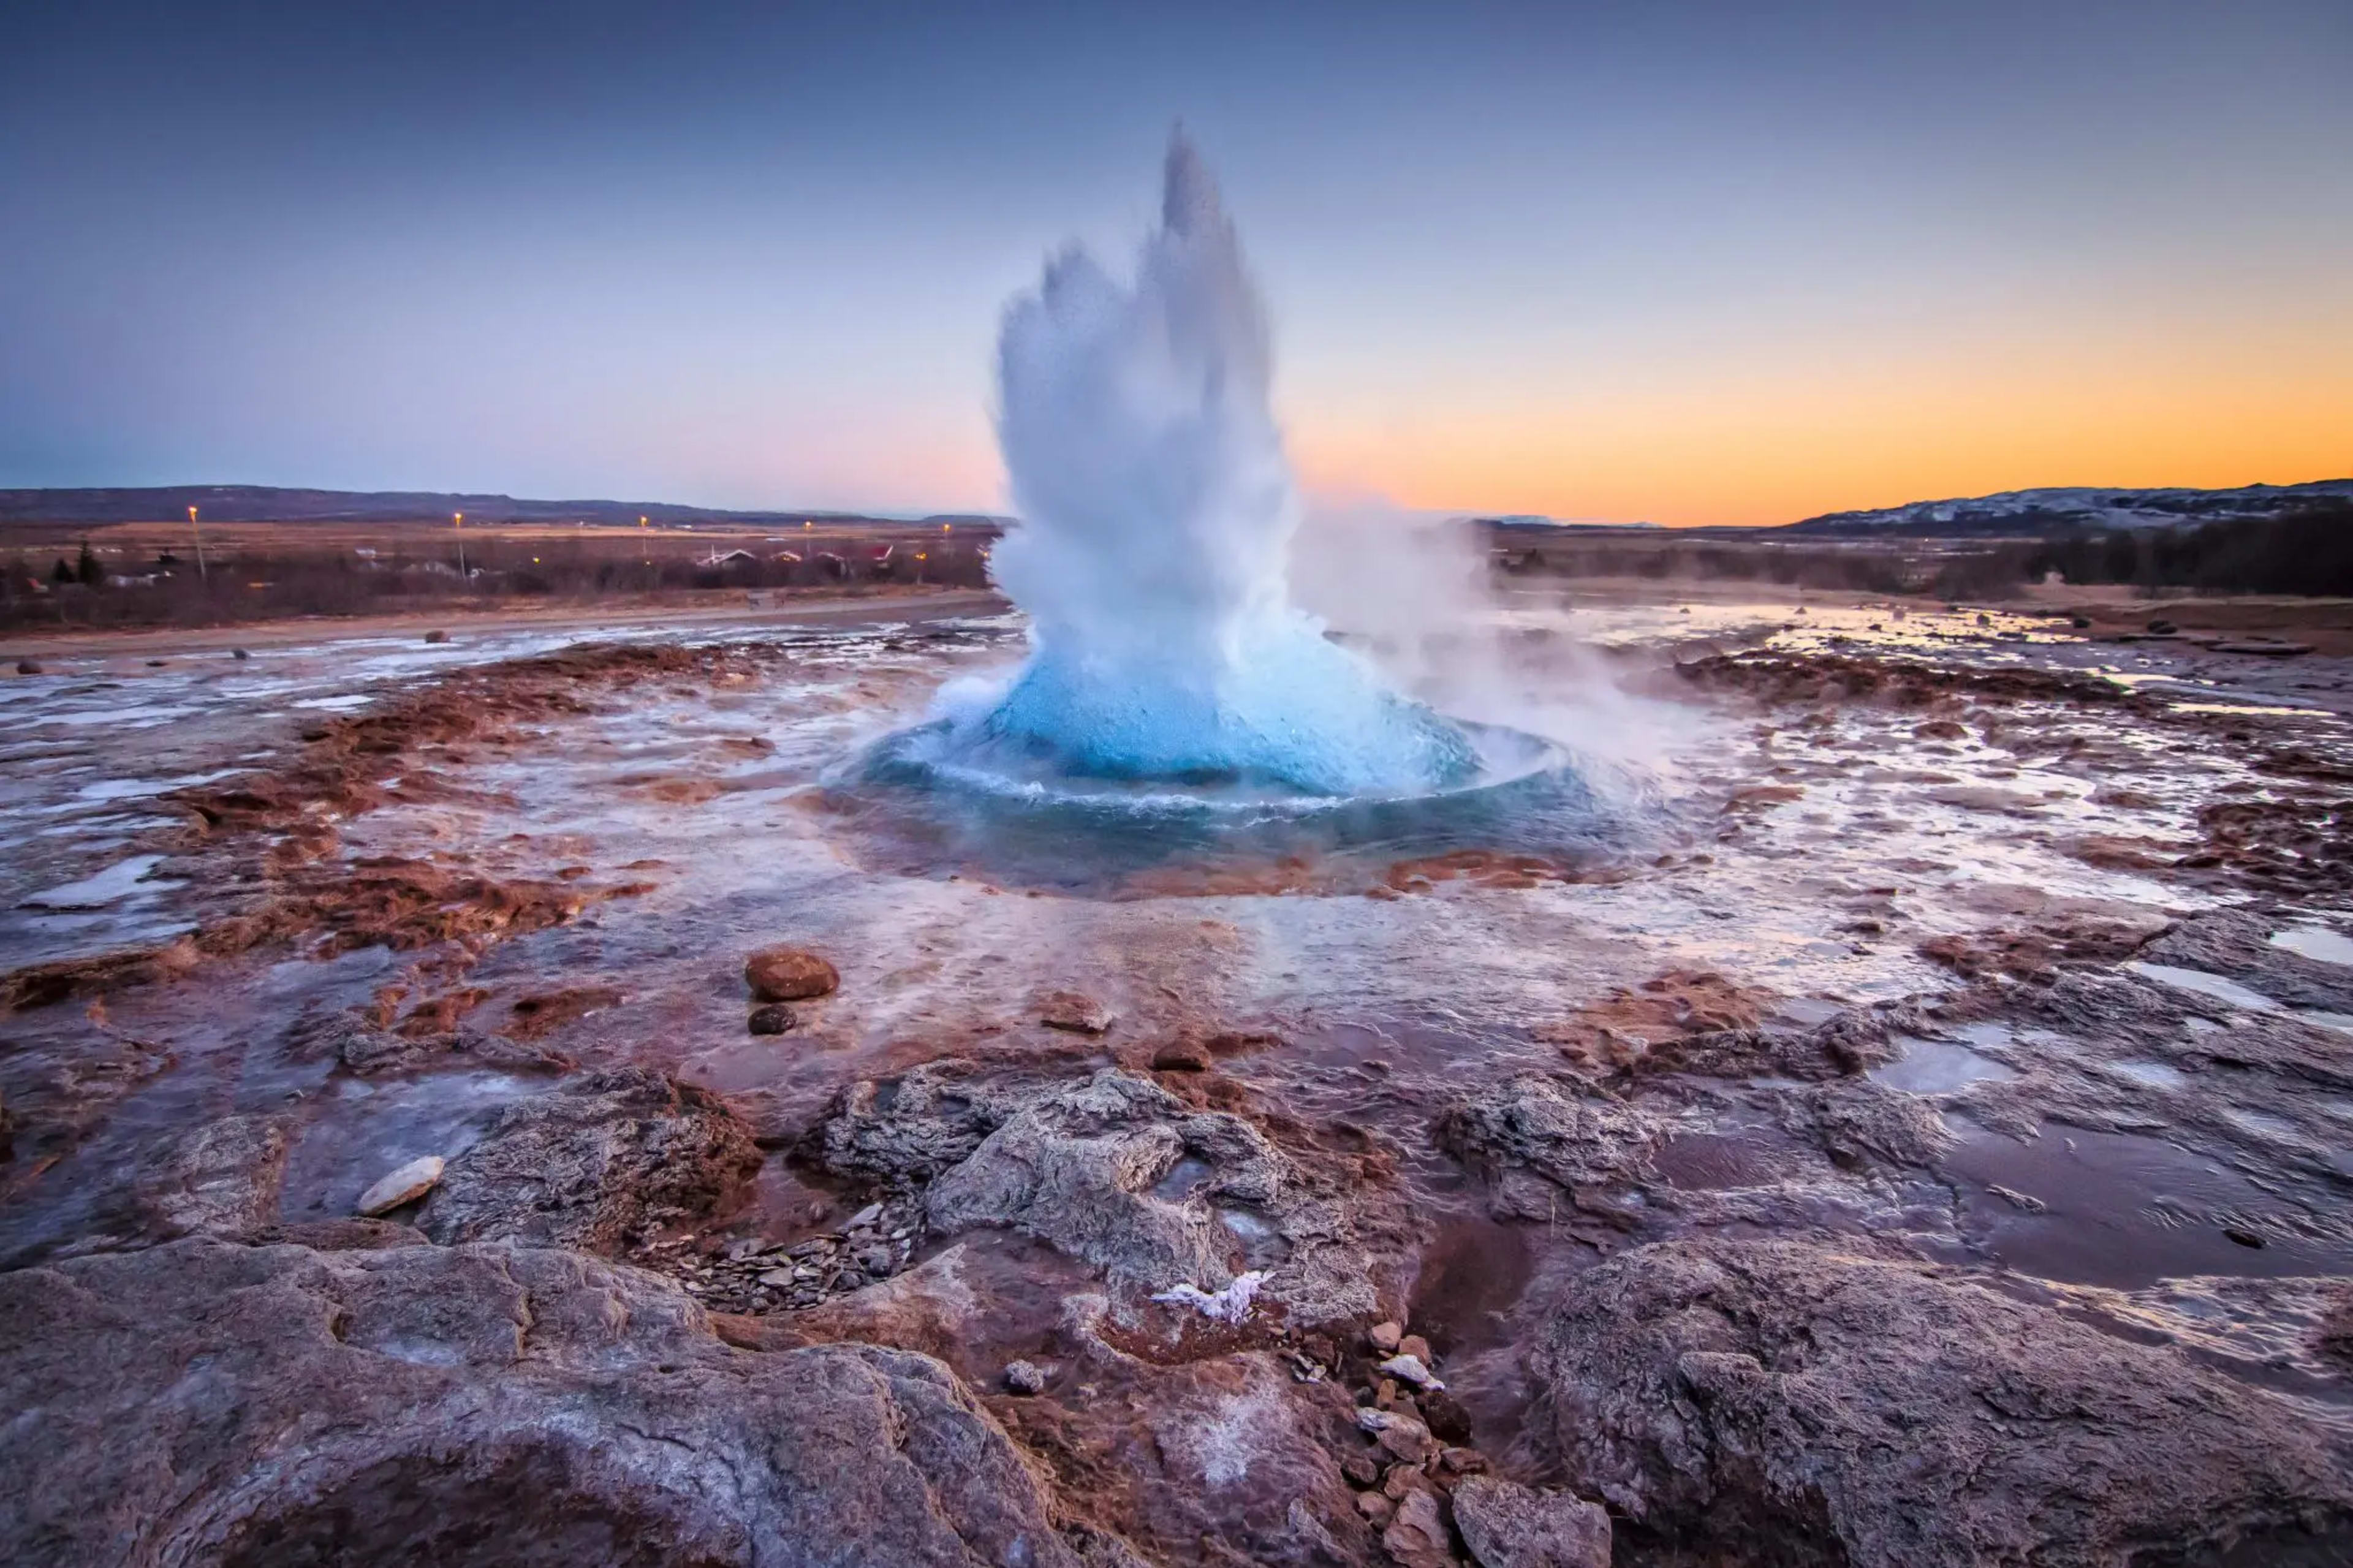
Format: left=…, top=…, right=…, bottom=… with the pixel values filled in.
left=950, top=134, right=1477, bottom=796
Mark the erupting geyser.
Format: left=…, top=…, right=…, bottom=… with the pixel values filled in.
left=939, top=135, right=1479, bottom=796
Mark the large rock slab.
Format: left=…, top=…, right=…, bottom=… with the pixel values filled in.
left=0, top=1237, right=1094, bottom=1567
left=1531, top=1236, right=2353, bottom=1567
left=825, top=1066, right=1409, bottom=1325
left=1450, top=1475, right=1609, bottom=1568
left=140, top=1113, right=291, bottom=1238
left=420, top=1067, right=762, bottom=1254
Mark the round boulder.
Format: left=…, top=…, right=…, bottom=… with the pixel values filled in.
left=745, top=945, right=839, bottom=1002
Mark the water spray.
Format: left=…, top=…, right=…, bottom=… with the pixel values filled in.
left=947, top=133, right=1479, bottom=795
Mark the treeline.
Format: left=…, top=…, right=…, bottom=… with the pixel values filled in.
left=1497, top=537, right=1935, bottom=595
left=0, top=536, right=995, bottom=631
left=1492, top=504, right=2353, bottom=600
left=2022, top=504, right=2353, bottom=595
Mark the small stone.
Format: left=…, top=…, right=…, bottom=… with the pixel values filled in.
left=1422, top=1389, right=1476, bottom=1444
left=1150, top=1039, right=1211, bottom=1072
left=847, top=1202, right=884, bottom=1228
left=1355, top=1491, right=1395, bottom=1525
left=1399, top=1333, right=1433, bottom=1364
left=745, top=945, right=839, bottom=1002
left=1038, top=990, right=1113, bottom=1034
left=2224, top=1225, right=2266, bottom=1249
left=1357, top=1407, right=1435, bottom=1464
left=15, top=659, right=42, bottom=675
left=1379, top=1352, right=1446, bottom=1390
left=1368, top=1320, right=1404, bottom=1353
left=1988, top=1183, right=2047, bottom=1214
left=1382, top=1463, right=1434, bottom=1501
left=747, top=1003, right=796, bottom=1036
left=1003, top=1359, right=1047, bottom=1395
left=757, top=1269, right=794, bottom=1287
left=857, top=1244, right=895, bottom=1276
left=1438, top=1447, right=1487, bottom=1476
left=1341, top=1453, right=1381, bottom=1488
left=232, top=648, right=251, bottom=660
left=355, top=1155, right=444, bottom=1217
left=423, top=629, right=450, bottom=644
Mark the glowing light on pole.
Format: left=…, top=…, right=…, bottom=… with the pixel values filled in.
left=454, top=512, right=466, bottom=578
left=188, top=505, right=208, bottom=582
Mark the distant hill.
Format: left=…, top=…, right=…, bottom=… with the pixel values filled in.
left=1785, top=479, right=2353, bottom=537
left=1474, top=515, right=1665, bottom=533
left=0, top=484, right=1005, bottom=531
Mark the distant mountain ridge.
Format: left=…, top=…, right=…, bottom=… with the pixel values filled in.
left=1786, top=479, right=2353, bottom=537
left=6, top=480, right=2345, bottom=539
left=0, top=485, right=1001, bottom=530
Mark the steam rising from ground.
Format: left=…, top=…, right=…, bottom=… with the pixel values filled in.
left=1290, top=502, right=1691, bottom=785
left=936, top=135, right=1480, bottom=796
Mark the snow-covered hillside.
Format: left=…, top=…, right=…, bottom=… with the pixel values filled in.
left=1787, top=479, right=2353, bottom=536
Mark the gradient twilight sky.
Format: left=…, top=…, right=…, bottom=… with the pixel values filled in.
left=4, top=2, right=2348, bottom=525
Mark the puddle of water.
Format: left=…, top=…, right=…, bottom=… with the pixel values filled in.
left=20, top=853, right=173, bottom=909
left=2127, top=962, right=2281, bottom=1013
left=1650, top=1129, right=1789, bottom=1189
left=1871, top=1036, right=2019, bottom=1094
left=1216, top=1206, right=1288, bottom=1269
left=1768, top=996, right=1849, bottom=1028
left=72, top=770, right=238, bottom=804
left=1153, top=1154, right=1217, bottom=1202
left=2168, top=703, right=2318, bottom=718
left=1407, top=1214, right=1537, bottom=1364
left=1942, top=1121, right=2353, bottom=1289
left=2273, top=926, right=2353, bottom=968
left=2107, top=1059, right=2188, bottom=1091
left=279, top=1073, right=540, bottom=1221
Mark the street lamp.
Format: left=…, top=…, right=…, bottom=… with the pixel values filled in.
left=454, top=512, right=466, bottom=578
left=188, top=505, right=208, bottom=582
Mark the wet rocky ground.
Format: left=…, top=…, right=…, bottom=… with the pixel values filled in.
left=2, top=592, right=2351, bottom=1566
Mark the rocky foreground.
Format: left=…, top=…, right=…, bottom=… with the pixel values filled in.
left=3, top=623, right=2352, bottom=1565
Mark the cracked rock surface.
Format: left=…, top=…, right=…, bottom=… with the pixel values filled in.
left=823, top=1064, right=1411, bottom=1327
left=0, top=1236, right=1103, bottom=1568
left=1529, top=1235, right=2353, bottom=1567
left=418, top=1067, right=763, bottom=1255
